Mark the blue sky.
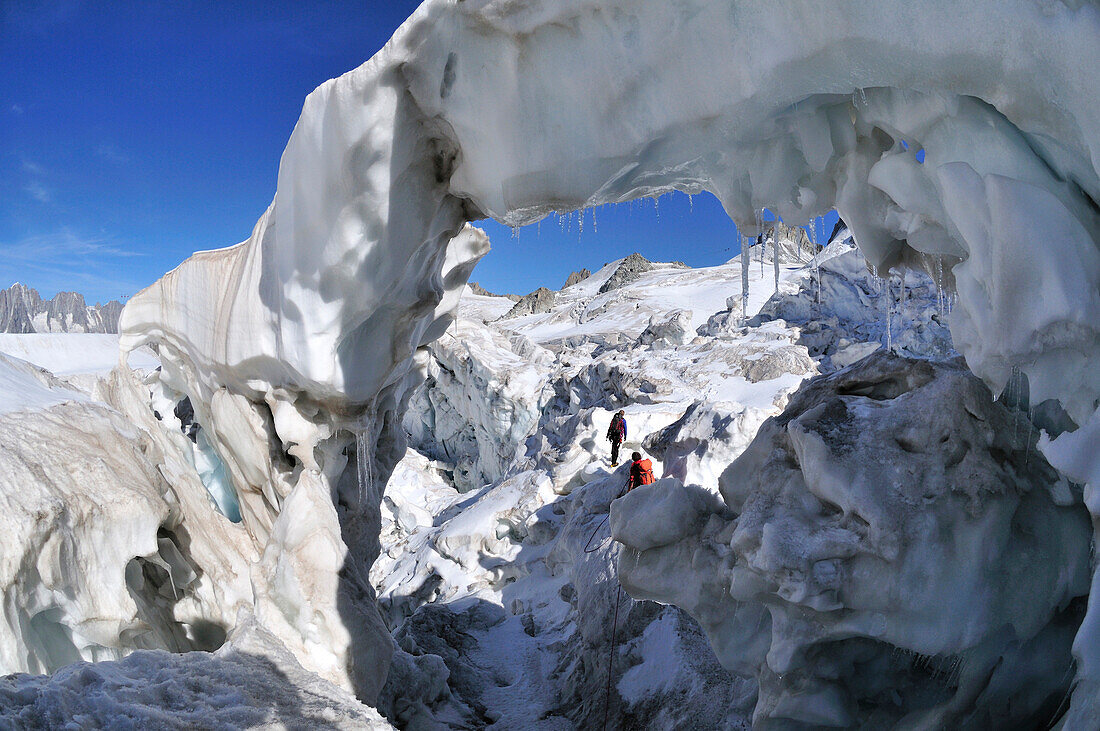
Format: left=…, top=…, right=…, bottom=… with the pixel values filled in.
left=1, top=2, right=835, bottom=304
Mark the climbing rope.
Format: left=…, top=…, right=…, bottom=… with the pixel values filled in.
left=583, top=481, right=629, bottom=727
left=584, top=484, right=628, bottom=554
left=583, top=515, right=611, bottom=553
left=601, top=583, right=624, bottom=730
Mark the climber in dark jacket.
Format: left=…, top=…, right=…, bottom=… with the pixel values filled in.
left=627, top=452, right=656, bottom=491
left=607, top=410, right=627, bottom=466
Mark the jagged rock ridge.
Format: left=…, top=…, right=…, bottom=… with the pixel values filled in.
left=562, top=269, right=591, bottom=289
left=468, top=281, right=520, bottom=301
left=598, top=253, right=653, bottom=294
left=0, top=283, right=124, bottom=334
left=499, top=287, right=556, bottom=320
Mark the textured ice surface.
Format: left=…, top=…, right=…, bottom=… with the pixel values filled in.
left=0, top=368, right=254, bottom=678
left=404, top=320, right=554, bottom=490
left=614, top=352, right=1091, bottom=727
left=370, top=252, right=836, bottom=727
left=0, top=620, right=391, bottom=729
left=0, top=352, right=87, bottom=416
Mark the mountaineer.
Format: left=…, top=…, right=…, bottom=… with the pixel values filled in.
left=606, top=410, right=627, bottom=466
left=627, top=451, right=656, bottom=491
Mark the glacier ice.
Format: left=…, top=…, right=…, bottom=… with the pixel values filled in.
left=367, top=247, right=1006, bottom=727
left=0, top=619, right=390, bottom=729
left=403, top=319, right=554, bottom=491
left=0, top=0, right=1082, bottom=720
left=0, top=365, right=254, bottom=677
left=613, top=352, right=1092, bottom=727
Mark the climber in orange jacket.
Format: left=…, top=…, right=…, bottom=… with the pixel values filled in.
left=626, top=451, right=656, bottom=491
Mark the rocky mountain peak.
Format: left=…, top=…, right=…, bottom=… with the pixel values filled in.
left=0, top=283, right=124, bottom=333
left=597, top=252, right=652, bottom=294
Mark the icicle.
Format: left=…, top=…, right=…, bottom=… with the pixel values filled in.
left=886, top=274, right=893, bottom=351
left=756, top=210, right=764, bottom=277
left=654, top=195, right=660, bottom=222
left=760, top=231, right=765, bottom=277
left=810, top=218, right=821, bottom=304
left=1010, top=365, right=1021, bottom=445
left=688, top=193, right=694, bottom=213
left=511, top=225, right=519, bottom=239
left=773, top=231, right=780, bottom=291
left=579, top=208, right=584, bottom=235
left=591, top=206, right=597, bottom=234
left=741, top=234, right=751, bottom=325
left=935, top=256, right=945, bottom=317
left=356, top=427, right=373, bottom=505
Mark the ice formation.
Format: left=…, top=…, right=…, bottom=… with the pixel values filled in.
left=0, top=0, right=1090, bottom=723
left=614, top=352, right=1091, bottom=727
left=0, top=620, right=390, bottom=729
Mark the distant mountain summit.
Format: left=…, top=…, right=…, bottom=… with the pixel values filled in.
left=0, top=283, right=124, bottom=334
left=561, top=269, right=591, bottom=289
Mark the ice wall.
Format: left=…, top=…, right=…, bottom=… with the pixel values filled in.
left=403, top=321, right=553, bottom=491
left=120, top=0, right=1100, bottom=712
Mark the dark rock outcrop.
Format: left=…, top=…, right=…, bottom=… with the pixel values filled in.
left=468, top=281, right=520, bottom=302
left=597, top=253, right=652, bottom=294
left=561, top=269, right=591, bottom=289
left=499, top=287, right=556, bottom=319
left=0, top=284, right=40, bottom=333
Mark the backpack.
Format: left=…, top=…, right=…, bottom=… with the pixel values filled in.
left=607, top=414, right=626, bottom=441
left=629, top=458, right=655, bottom=489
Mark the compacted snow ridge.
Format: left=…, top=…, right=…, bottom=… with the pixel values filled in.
left=3, top=0, right=1100, bottom=727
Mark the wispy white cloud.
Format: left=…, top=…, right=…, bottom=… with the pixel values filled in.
left=25, top=182, right=51, bottom=203
left=0, top=230, right=146, bottom=302
left=95, top=144, right=130, bottom=165
left=0, top=230, right=142, bottom=263
left=21, top=159, right=45, bottom=175
left=10, top=104, right=23, bottom=115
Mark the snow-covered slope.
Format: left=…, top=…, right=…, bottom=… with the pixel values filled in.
left=0, top=334, right=158, bottom=377
left=0, top=351, right=89, bottom=416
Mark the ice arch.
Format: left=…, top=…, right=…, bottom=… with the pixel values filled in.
left=120, top=0, right=1100, bottom=716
